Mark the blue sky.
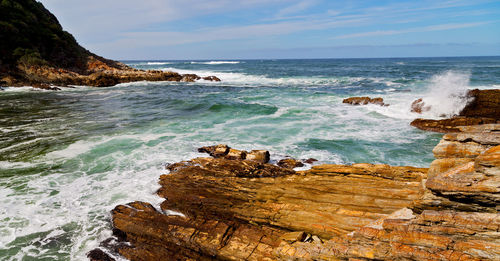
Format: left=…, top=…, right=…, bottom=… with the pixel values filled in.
left=39, top=0, right=500, bottom=60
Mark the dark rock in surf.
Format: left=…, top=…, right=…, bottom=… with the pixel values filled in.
left=410, top=89, right=500, bottom=133
left=32, top=83, right=61, bottom=91
left=343, top=97, right=388, bottom=106
left=304, top=158, right=318, bottom=164
left=181, top=74, right=201, bottom=82
left=87, top=249, right=115, bottom=261
left=277, top=158, right=304, bottom=169
left=202, top=76, right=221, bottom=82
left=411, top=98, right=430, bottom=113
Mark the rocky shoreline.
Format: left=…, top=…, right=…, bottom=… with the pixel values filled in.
left=1, top=57, right=221, bottom=88
left=88, top=121, right=499, bottom=260
left=410, top=89, right=500, bottom=133
left=1, top=1, right=219, bottom=88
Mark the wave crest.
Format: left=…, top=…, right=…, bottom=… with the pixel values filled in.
left=417, top=71, right=472, bottom=118
left=190, top=61, right=240, bottom=65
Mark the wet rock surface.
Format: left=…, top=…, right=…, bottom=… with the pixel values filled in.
left=342, top=96, right=388, bottom=106
left=91, top=125, right=500, bottom=260
left=411, top=98, right=431, bottom=113
left=411, top=89, right=500, bottom=133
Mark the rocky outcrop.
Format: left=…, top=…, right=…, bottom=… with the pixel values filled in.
left=410, top=117, right=498, bottom=133
left=460, top=89, right=500, bottom=119
left=277, top=158, right=304, bottom=169
left=342, top=97, right=387, bottom=106
left=197, top=144, right=270, bottom=163
left=0, top=0, right=218, bottom=88
left=91, top=124, right=500, bottom=260
left=411, top=89, right=500, bottom=132
left=411, top=98, right=431, bottom=113
left=323, top=124, right=500, bottom=261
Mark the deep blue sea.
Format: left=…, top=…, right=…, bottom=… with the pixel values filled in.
left=0, top=57, right=499, bottom=259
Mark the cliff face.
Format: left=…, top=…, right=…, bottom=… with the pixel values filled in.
left=0, top=0, right=219, bottom=87
left=90, top=124, right=499, bottom=260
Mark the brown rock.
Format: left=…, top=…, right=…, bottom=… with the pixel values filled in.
left=202, top=76, right=221, bottom=82
left=197, top=144, right=230, bottom=158
left=343, top=97, right=387, bottom=106
left=410, top=117, right=498, bottom=133
left=410, top=89, right=500, bottom=133
left=181, top=74, right=201, bottom=82
left=87, top=249, right=115, bottom=261
left=304, top=158, right=318, bottom=164
left=31, top=82, right=61, bottom=91
left=93, top=125, right=500, bottom=260
left=277, top=158, right=304, bottom=169
left=460, top=89, right=500, bottom=119
left=411, top=98, right=431, bottom=113
left=225, top=148, right=247, bottom=160
left=96, top=157, right=427, bottom=260
left=245, top=150, right=270, bottom=163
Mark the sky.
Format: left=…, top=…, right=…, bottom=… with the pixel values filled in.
left=38, top=0, right=500, bottom=60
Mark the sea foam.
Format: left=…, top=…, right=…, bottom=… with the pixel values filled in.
left=416, top=71, right=473, bottom=118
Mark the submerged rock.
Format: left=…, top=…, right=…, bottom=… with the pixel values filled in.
left=343, top=96, right=387, bottom=106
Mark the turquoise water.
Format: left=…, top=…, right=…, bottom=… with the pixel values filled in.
left=0, top=57, right=499, bottom=260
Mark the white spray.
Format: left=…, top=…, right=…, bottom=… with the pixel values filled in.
left=417, top=71, right=473, bottom=119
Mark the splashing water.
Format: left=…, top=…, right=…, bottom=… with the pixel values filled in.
left=1, top=57, right=499, bottom=260
left=417, top=71, right=473, bottom=118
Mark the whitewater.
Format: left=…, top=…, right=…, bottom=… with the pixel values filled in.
left=0, top=57, right=499, bottom=260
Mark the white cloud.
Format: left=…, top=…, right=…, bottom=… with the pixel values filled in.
left=275, top=0, right=318, bottom=18
left=334, top=22, right=490, bottom=39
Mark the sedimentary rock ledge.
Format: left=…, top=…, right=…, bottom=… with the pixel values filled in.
left=3, top=58, right=221, bottom=88
left=90, top=124, right=500, bottom=260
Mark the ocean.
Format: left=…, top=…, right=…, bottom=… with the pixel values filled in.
left=0, top=56, right=499, bottom=260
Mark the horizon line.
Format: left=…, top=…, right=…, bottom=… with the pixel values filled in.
left=119, top=55, right=500, bottom=62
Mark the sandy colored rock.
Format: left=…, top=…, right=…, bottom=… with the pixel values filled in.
left=410, top=117, right=498, bottom=133
left=245, top=150, right=270, bottom=163
left=277, top=158, right=304, bottom=169
left=92, top=127, right=500, bottom=260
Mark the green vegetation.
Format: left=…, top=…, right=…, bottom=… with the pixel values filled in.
left=0, top=0, right=90, bottom=72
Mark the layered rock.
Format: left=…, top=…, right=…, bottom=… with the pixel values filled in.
left=91, top=148, right=428, bottom=260
left=91, top=124, right=500, bottom=260
left=410, top=117, right=498, bottom=133
left=460, top=89, right=500, bottom=119
left=411, top=89, right=500, bottom=132
left=320, top=124, right=500, bottom=260
left=342, top=97, right=387, bottom=106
